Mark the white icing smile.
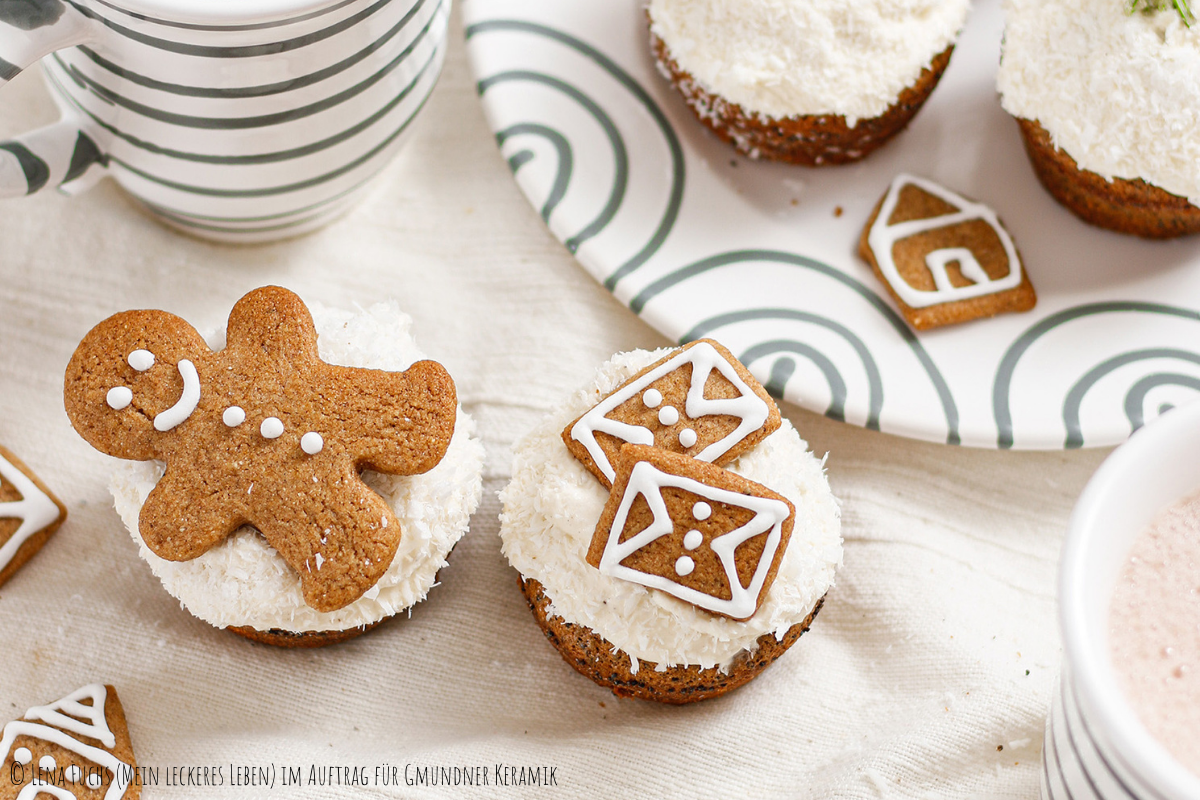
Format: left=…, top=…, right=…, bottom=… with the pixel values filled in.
left=104, top=351, right=202, bottom=433
left=153, top=359, right=201, bottom=432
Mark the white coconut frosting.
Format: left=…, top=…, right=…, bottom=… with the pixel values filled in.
left=499, top=348, right=842, bottom=672
left=648, top=0, right=969, bottom=125
left=110, top=301, right=485, bottom=634
left=998, top=0, right=1200, bottom=205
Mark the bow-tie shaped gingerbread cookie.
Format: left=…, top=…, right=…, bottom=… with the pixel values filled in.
left=63, top=286, right=457, bottom=612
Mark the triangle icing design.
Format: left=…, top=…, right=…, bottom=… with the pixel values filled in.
left=0, top=452, right=62, bottom=573
left=25, top=685, right=115, bottom=749
left=596, top=461, right=790, bottom=619
left=570, top=342, right=770, bottom=484
left=866, top=173, right=1023, bottom=309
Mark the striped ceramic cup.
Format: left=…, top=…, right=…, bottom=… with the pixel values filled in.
left=1044, top=400, right=1200, bottom=800
left=0, top=0, right=448, bottom=241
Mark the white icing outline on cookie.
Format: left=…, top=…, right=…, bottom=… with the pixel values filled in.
left=867, top=174, right=1023, bottom=308
left=569, top=342, right=770, bottom=484
left=0, top=454, right=61, bottom=575
left=0, top=685, right=132, bottom=800
left=152, top=359, right=200, bottom=432
left=597, top=460, right=790, bottom=619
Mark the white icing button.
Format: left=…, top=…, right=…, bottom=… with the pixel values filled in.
left=679, top=428, right=698, bottom=448
left=301, top=431, right=324, bottom=455
left=13, top=747, right=31, bottom=765
left=87, top=774, right=102, bottom=789
left=39, top=756, right=55, bottom=771
left=260, top=417, right=284, bottom=439
left=658, top=406, right=679, bottom=426
left=683, top=530, right=703, bottom=550
left=106, top=386, right=132, bottom=410
left=223, top=406, right=246, bottom=427
left=66, top=766, right=82, bottom=783
left=127, top=349, right=155, bottom=371
left=642, top=388, right=662, bottom=408
left=675, top=556, right=695, bottom=577
left=693, top=501, right=712, bottom=521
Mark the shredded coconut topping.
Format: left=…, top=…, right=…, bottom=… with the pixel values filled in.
left=649, top=0, right=968, bottom=125
left=111, top=301, right=485, bottom=634
left=499, top=348, right=842, bottom=671
left=998, top=0, right=1200, bottom=204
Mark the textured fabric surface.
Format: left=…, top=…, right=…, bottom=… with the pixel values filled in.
left=0, top=8, right=1107, bottom=798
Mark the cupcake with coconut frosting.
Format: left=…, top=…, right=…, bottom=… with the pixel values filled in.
left=649, top=0, right=969, bottom=164
left=499, top=345, right=841, bottom=702
left=998, top=0, right=1200, bottom=237
left=103, top=300, right=485, bottom=647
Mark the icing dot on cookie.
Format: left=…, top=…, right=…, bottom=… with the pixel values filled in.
left=675, top=556, right=695, bottom=577
left=39, top=756, right=55, bottom=771
left=658, top=406, right=679, bottom=426
left=693, top=502, right=712, bottom=521
left=301, top=432, right=324, bottom=455
left=106, top=386, right=132, bottom=410
left=65, top=766, right=81, bottom=783
left=127, top=349, right=155, bottom=371
left=679, top=428, right=697, bottom=448
left=223, top=406, right=246, bottom=427
left=13, top=748, right=30, bottom=765
left=87, top=774, right=102, bottom=789
left=642, top=388, right=662, bottom=408
left=260, top=417, right=284, bottom=439
left=683, top=530, right=703, bottom=550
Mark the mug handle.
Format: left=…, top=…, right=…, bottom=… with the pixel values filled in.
left=0, top=2, right=104, bottom=198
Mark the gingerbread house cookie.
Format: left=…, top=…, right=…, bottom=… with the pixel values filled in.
left=1, top=684, right=139, bottom=800
left=859, top=174, right=1036, bottom=330
left=563, top=339, right=780, bottom=488
left=0, top=445, right=67, bottom=588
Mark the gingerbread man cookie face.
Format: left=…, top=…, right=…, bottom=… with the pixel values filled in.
left=64, top=287, right=457, bottom=613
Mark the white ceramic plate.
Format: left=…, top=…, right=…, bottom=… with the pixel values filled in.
left=462, top=0, right=1200, bottom=449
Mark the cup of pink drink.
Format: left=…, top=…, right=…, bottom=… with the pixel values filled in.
left=1044, top=400, right=1200, bottom=799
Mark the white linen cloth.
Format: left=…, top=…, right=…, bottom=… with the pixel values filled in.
left=0, top=9, right=1107, bottom=798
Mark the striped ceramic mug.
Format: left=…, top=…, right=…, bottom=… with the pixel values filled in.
left=1044, top=401, right=1200, bottom=800
left=0, top=0, right=448, bottom=241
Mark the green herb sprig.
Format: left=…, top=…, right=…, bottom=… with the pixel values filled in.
left=1129, top=0, right=1195, bottom=28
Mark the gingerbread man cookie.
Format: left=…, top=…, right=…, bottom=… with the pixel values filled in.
left=63, top=286, right=457, bottom=612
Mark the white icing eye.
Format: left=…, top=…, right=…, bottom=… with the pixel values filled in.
left=301, top=432, right=324, bottom=455
left=683, top=530, right=703, bottom=550
left=106, top=386, right=132, bottom=410
left=693, top=502, right=712, bottom=521
left=679, top=428, right=697, bottom=448
left=658, top=406, right=679, bottom=426
left=260, top=417, right=284, bottom=439
left=223, top=406, right=246, bottom=427
left=39, top=756, right=55, bottom=771
left=87, top=774, right=102, bottom=789
left=13, top=747, right=31, bottom=765
left=675, top=556, right=695, bottom=577
left=66, top=766, right=82, bottom=783
left=127, top=349, right=155, bottom=371
left=642, top=388, right=662, bottom=408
